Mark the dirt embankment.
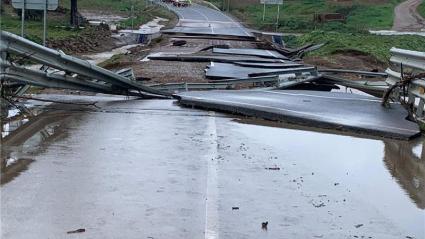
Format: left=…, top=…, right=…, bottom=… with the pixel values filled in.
left=47, top=25, right=116, bottom=54
left=304, top=50, right=386, bottom=72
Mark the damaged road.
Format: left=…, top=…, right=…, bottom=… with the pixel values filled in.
left=1, top=2, right=425, bottom=239
left=1, top=95, right=424, bottom=239
left=176, top=90, right=421, bottom=140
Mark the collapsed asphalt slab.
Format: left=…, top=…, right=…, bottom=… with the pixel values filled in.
left=205, top=62, right=316, bottom=79
left=212, top=47, right=289, bottom=59
left=176, top=90, right=421, bottom=140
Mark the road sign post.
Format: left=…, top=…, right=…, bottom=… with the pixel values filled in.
left=260, top=0, right=283, bottom=29
left=20, top=0, right=26, bottom=37
left=12, top=0, right=58, bottom=43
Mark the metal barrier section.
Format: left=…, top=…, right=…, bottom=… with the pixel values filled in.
left=386, top=47, right=425, bottom=124
left=0, top=31, right=170, bottom=97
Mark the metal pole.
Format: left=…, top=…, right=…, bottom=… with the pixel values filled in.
left=262, top=2, right=266, bottom=21
left=131, top=4, right=134, bottom=30
left=21, top=0, right=26, bottom=37
left=43, top=0, right=48, bottom=46
left=227, top=0, right=230, bottom=12
left=276, top=4, right=280, bottom=31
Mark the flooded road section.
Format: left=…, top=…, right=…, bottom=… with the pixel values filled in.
left=1, top=95, right=424, bottom=239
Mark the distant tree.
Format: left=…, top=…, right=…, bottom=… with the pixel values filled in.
left=70, top=0, right=78, bottom=27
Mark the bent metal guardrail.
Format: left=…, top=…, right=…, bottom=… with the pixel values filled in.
left=0, top=31, right=171, bottom=97
left=386, top=47, right=425, bottom=124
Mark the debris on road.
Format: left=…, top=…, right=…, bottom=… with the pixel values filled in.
left=67, top=228, right=86, bottom=234
left=261, top=221, right=268, bottom=230
left=266, top=166, right=281, bottom=170
left=172, top=40, right=187, bottom=46
left=355, top=224, right=364, bottom=228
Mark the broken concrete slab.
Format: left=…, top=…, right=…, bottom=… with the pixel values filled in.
left=233, top=62, right=303, bottom=68
left=148, top=54, right=286, bottom=63
left=176, top=90, right=421, bottom=140
left=213, top=48, right=289, bottom=60
left=162, top=27, right=255, bottom=40
left=205, top=62, right=316, bottom=79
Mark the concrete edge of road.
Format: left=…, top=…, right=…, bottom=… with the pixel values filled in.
left=176, top=96, right=422, bottom=140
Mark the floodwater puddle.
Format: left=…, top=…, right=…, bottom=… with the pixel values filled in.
left=1, top=102, right=72, bottom=185
left=232, top=118, right=424, bottom=237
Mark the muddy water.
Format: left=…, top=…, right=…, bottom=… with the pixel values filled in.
left=0, top=95, right=424, bottom=238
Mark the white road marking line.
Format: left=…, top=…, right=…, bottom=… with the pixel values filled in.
left=204, top=112, right=219, bottom=239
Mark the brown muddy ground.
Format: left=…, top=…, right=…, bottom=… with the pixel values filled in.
left=304, top=52, right=386, bottom=72
left=47, top=25, right=118, bottom=55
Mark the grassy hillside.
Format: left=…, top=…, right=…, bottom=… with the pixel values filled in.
left=418, top=1, right=425, bottom=18
left=209, top=0, right=425, bottom=63
left=291, top=31, right=425, bottom=62
left=229, top=0, right=402, bottom=32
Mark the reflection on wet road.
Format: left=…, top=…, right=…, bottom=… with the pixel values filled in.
left=1, top=95, right=424, bottom=238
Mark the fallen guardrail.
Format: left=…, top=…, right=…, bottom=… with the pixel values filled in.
left=0, top=31, right=170, bottom=98
left=385, top=47, right=425, bottom=124
left=150, top=75, right=321, bottom=93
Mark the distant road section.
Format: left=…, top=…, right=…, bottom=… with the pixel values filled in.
left=158, top=1, right=253, bottom=38
left=393, top=0, right=425, bottom=31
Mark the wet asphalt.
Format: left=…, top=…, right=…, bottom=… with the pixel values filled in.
left=159, top=1, right=253, bottom=37
left=1, top=95, right=424, bottom=239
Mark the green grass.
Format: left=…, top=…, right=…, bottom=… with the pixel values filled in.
left=1, top=7, right=80, bottom=42
left=226, top=0, right=425, bottom=62
left=0, top=0, right=173, bottom=43
left=230, top=0, right=402, bottom=32
left=418, top=1, right=425, bottom=19
left=288, top=31, right=425, bottom=62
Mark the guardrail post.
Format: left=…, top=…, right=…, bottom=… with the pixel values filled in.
left=417, top=99, right=425, bottom=117
left=0, top=51, right=6, bottom=91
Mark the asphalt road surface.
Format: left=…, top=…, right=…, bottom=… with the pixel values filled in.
left=393, top=0, right=425, bottom=31
left=177, top=90, right=421, bottom=140
left=1, top=95, right=424, bottom=239
left=158, top=1, right=253, bottom=37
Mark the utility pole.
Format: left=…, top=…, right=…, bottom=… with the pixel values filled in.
left=131, top=4, right=134, bottom=30
left=70, top=0, right=78, bottom=27
left=276, top=4, right=280, bottom=31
